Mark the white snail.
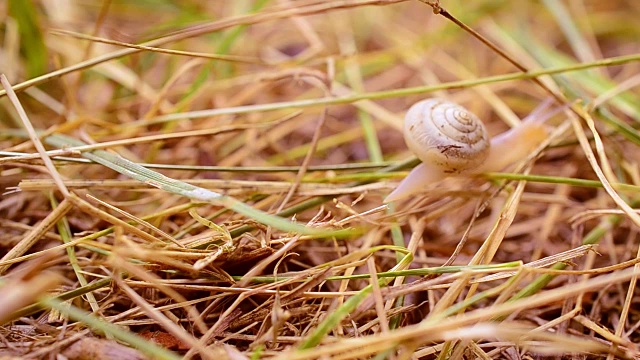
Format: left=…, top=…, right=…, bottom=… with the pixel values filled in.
left=384, top=99, right=551, bottom=202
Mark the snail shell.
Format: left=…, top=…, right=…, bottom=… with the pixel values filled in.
left=385, top=99, right=551, bottom=203
left=404, top=99, right=490, bottom=174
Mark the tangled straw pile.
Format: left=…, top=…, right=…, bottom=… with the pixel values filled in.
left=1, top=1, right=640, bottom=358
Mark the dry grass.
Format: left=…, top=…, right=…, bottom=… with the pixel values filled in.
left=1, top=0, right=640, bottom=359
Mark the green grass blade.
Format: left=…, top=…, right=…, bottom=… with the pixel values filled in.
left=43, top=133, right=354, bottom=238
left=297, top=248, right=413, bottom=350
left=44, top=296, right=181, bottom=360
left=50, top=194, right=100, bottom=313
left=133, top=52, right=640, bottom=127
left=8, top=0, right=48, bottom=77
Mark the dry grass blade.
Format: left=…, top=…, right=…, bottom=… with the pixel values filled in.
left=0, top=198, right=72, bottom=274
left=0, top=253, right=63, bottom=325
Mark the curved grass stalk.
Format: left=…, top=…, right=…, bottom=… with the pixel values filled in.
left=130, top=53, right=640, bottom=127
left=237, top=261, right=522, bottom=283
left=44, top=133, right=355, bottom=238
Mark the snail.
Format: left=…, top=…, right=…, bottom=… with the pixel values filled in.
left=384, top=99, right=551, bottom=203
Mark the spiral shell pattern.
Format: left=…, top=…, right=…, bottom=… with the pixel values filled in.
left=404, top=99, right=490, bottom=174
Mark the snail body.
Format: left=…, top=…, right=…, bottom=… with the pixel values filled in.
left=385, top=99, right=550, bottom=202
